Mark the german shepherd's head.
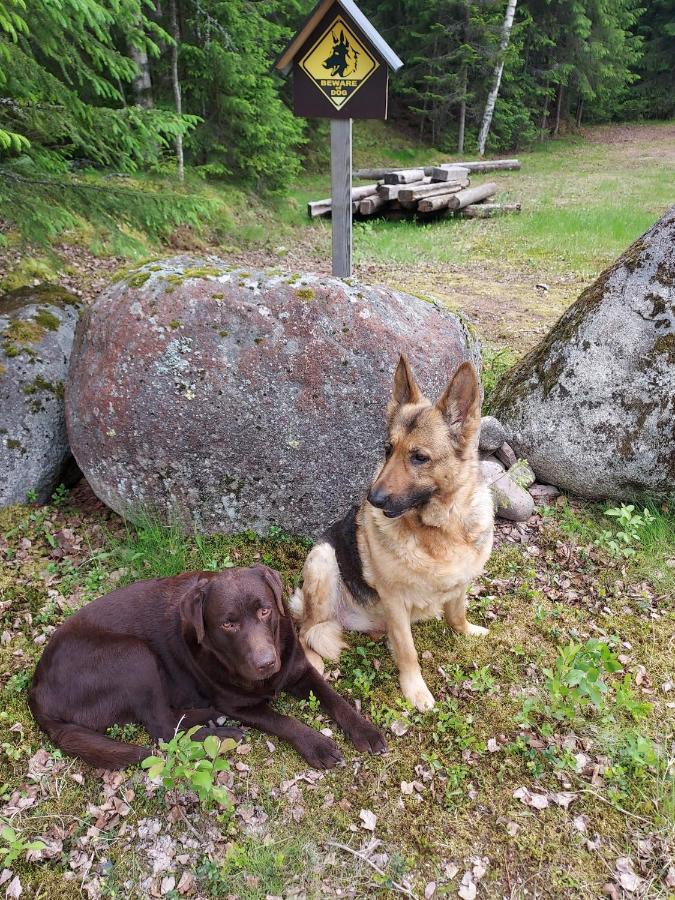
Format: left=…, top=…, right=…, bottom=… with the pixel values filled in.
left=367, top=355, right=481, bottom=519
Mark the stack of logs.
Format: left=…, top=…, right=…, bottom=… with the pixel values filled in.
left=308, top=158, right=521, bottom=221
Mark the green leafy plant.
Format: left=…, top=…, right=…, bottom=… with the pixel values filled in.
left=542, top=639, right=622, bottom=720
left=595, top=504, right=656, bottom=557
left=141, top=727, right=235, bottom=809
left=4, top=670, right=32, bottom=695
left=0, top=823, right=45, bottom=866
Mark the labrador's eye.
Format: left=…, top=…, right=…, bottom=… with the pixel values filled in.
left=221, top=621, right=238, bottom=630
left=411, top=450, right=430, bottom=465
left=259, top=607, right=272, bottom=619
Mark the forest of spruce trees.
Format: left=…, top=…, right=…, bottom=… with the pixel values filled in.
left=0, top=0, right=672, bottom=211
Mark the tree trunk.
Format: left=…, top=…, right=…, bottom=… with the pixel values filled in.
left=575, top=96, right=584, bottom=128
left=169, top=0, right=184, bottom=183
left=477, top=0, right=518, bottom=157
left=458, top=2, right=470, bottom=154
left=539, top=81, right=549, bottom=141
left=129, top=40, right=154, bottom=109
left=552, top=83, right=563, bottom=137
left=458, top=68, right=467, bottom=154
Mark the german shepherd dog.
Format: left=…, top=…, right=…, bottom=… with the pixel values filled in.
left=289, top=356, right=493, bottom=712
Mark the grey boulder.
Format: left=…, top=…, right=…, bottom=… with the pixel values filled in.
left=492, top=208, right=675, bottom=499
left=66, top=256, right=481, bottom=536
left=1, top=285, right=81, bottom=506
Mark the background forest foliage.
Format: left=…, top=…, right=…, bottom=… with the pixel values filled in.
left=0, top=0, right=673, bottom=246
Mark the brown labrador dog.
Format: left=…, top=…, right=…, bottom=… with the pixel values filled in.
left=29, top=565, right=386, bottom=770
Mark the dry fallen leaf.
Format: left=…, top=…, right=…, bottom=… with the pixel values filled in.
left=6, top=876, right=22, bottom=899
left=390, top=720, right=409, bottom=737
left=615, top=858, right=642, bottom=894
left=359, top=809, right=377, bottom=831
left=457, top=871, right=477, bottom=900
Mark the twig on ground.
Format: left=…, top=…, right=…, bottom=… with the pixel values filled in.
left=325, top=840, right=416, bottom=898
left=573, top=785, right=657, bottom=825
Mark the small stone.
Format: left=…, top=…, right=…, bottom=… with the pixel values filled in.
left=529, top=482, right=561, bottom=504
left=478, top=416, right=506, bottom=453
left=494, top=441, right=517, bottom=468
left=508, top=458, right=535, bottom=489
left=481, top=460, right=534, bottom=522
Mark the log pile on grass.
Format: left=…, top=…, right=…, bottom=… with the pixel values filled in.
left=307, top=159, right=521, bottom=222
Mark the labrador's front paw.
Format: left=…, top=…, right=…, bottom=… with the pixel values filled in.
left=296, top=730, right=344, bottom=769
left=345, top=717, right=387, bottom=754
left=400, top=673, right=435, bottom=712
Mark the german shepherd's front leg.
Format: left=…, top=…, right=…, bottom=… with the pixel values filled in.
left=385, top=600, right=435, bottom=711
left=444, top=585, right=489, bottom=637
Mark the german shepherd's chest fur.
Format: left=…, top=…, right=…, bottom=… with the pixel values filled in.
left=359, top=482, right=493, bottom=624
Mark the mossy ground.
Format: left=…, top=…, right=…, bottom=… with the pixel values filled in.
left=0, top=487, right=672, bottom=898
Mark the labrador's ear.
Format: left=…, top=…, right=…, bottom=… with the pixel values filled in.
left=180, top=576, right=209, bottom=643
left=253, top=565, right=286, bottom=617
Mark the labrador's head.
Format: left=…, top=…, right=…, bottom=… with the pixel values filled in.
left=181, top=565, right=286, bottom=681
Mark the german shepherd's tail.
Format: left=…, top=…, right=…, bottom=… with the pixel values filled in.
left=288, top=588, right=346, bottom=662
left=30, top=707, right=149, bottom=770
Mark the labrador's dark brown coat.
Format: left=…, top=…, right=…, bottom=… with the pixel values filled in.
left=29, top=565, right=385, bottom=769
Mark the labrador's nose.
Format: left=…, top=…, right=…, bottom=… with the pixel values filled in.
left=255, top=650, right=277, bottom=674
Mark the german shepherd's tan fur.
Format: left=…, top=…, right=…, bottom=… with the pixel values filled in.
left=289, top=356, right=494, bottom=711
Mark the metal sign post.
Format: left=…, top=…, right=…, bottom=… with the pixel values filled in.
left=330, top=118, right=352, bottom=277
left=275, top=0, right=402, bottom=278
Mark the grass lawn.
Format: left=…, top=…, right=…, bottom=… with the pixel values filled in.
left=0, top=486, right=673, bottom=898
left=0, top=121, right=673, bottom=898
left=278, top=120, right=675, bottom=349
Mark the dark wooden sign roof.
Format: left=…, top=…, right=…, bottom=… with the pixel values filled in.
left=275, top=0, right=403, bottom=75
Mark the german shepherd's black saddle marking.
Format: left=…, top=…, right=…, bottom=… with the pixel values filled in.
left=321, top=506, right=378, bottom=606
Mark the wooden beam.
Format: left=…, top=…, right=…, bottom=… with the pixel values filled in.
left=398, top=179, right=469, bottom=202
left=377, top=178, right=430, bottom=200
left=438, top=159, right=520, bottom=173
left=354, top=158, right=520, bottom=179
left=359, top=194, right=387, bottom=215
left=430, top=166, right=470, bottom=182
left=383, top=168, right=426, bottom=184
left=307, top=183, right=379, bottom=218
left=419, top=182, right=498, bottom=214
left=459, top=202, right=521, bottom=218
left=331, top=119, right=352, bottom=278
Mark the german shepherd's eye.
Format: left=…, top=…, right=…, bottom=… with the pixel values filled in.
left=411, top=450, right=430, bottom=465
left=384, top=441, right=393, bottom=458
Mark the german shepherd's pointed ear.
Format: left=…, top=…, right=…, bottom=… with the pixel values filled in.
left=252, top=564, right=286, bottom=617
left=180, top=575, right=210, bottom=643
left=436, top=362, right=481, bottom=447
left=388, top=354, right=422, bottom=417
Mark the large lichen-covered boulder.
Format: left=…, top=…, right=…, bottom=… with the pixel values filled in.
left=1, top=285, right=81, bottom=506
left=492, top=208, right=675, bottom=499
left=66, top=256, right=480, bottom=535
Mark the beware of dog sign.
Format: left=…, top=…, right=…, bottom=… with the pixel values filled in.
left=275, top=0, right=402, bottom=277
left=300, top=17, right=379, bottom=113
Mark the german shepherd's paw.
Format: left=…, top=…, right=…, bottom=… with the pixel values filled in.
left=465, top=623, right=489, bottom=637
left=400, top=674, right=435, bottom=712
